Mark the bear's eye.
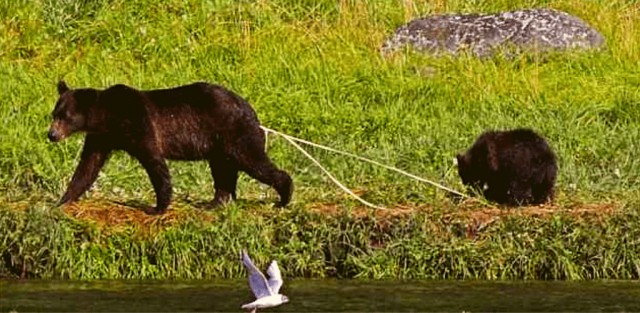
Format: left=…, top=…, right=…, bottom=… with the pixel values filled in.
left=52, top=111, right=71, bottom=121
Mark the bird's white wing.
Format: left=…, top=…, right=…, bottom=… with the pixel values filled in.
left=241, top=250, right=274, bottom=298
left=266, top=260, right=283, bottom=294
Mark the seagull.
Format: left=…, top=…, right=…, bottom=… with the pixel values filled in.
left=240, top=250, right=289, bottom=313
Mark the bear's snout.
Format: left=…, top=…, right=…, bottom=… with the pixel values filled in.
left=48, top=128, right=62, bottom=142
left=48, top=120, right=69, bottom=142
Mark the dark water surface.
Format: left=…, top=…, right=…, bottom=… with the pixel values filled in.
left=1, top=280, right=639, bottom=312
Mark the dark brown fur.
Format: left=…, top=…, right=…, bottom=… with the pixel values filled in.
left=456, top=128, right=557, bottom=206
left=49, top=81, right=293, bottom=214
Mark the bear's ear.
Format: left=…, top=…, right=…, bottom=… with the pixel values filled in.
left=57, top=80, right=70, bottom=95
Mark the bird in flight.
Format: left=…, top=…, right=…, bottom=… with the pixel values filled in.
left=240, top=250, right=289, bottom=313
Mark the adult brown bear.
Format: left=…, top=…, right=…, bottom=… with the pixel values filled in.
left=456, top=128, right=557, bottom=206
left=48, top=81, right=293, bottom=215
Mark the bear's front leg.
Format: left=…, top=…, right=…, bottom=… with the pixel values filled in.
left=483, top=183, right=508, bottom=204
left=58, top=135, right=111, bottom=206
left=506, top=181, right=534, bottom=206
left=131, top=151, right=172, bottom=215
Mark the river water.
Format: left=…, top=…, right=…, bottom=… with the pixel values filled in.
left=2, top=280, right=639, bottom=312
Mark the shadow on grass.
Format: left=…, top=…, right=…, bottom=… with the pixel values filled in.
left=112, top=197, right=273, bottom=212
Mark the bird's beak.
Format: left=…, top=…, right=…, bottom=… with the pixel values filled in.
left=282, top=295, right=290, bottom=303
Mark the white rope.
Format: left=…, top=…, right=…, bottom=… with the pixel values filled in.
left=261, top=126, right=470, bottom=202
left=265, top=127, right=387, bottom=210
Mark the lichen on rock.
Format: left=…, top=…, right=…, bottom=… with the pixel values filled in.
left=381, top=8, right=605, bottom=57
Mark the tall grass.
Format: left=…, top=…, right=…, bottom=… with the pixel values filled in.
left=0, top=0, right=639, bottom=279
left=1, top=201, right=638, bottom=279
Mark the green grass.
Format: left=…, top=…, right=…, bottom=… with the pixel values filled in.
left=1, top=201, right=639, bottom=279
left=0, top=0, right=639, bottom=279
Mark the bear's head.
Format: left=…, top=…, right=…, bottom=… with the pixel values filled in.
left=48, top=81, right=97, bottom=142
left=456, top=153, right=482, bottom=190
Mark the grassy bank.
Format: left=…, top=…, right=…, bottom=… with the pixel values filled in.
left=1, top=0, right=639, bottom=279
left=1, top=198, right=639, bottom=280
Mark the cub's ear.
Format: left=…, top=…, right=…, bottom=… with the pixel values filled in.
left=57, top=80, right=70, bottom=95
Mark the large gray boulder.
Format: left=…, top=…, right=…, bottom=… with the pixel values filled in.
left=381, top=8, right=605, bottom=57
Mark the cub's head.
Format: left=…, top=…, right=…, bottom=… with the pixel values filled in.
left=48, top=81, right=97, bottom=142
left=455, top=153, right=481, bottom=189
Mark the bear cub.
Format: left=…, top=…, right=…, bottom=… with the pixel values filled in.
left=456, top=128, right=557, bottom=206
left=49, top=81, right=293, bottom=215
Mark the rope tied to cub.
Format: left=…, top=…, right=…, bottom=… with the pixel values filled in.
left=261, top=126, right=469, bottom=210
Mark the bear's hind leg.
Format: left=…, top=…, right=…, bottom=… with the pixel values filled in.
left=229, top=133, right=292, bottom=207
left=209, top=158, right=239, bottom=207
left=241, top=157, right=292, bottom=207
left=532, top=179, right=555, bottom=205
left=532, top=186, right=553, bottom=205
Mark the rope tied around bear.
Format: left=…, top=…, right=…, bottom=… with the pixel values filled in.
left=261, top=126, right=469, bottom=210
